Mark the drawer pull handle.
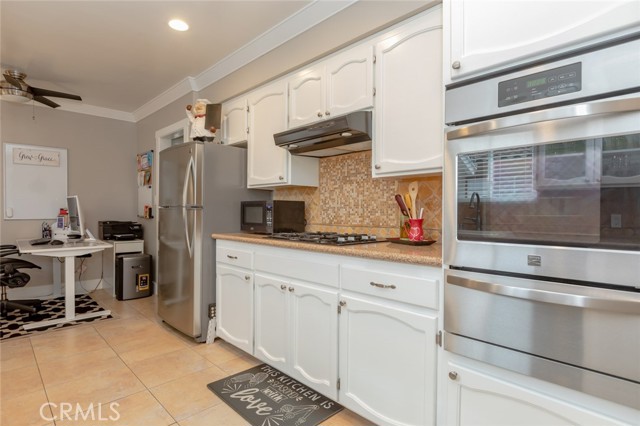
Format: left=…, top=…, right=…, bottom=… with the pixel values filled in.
left=370, top=281, right=396, bottom=289
left=245, top=275, right=251, bottom=281
left=227, top=255, right=238, bottom=260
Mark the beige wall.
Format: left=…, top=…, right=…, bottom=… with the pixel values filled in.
left=0, top=101, right=137, bottom=292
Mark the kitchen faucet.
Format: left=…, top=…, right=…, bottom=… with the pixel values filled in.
left=463, top=192, right=482, bottom=231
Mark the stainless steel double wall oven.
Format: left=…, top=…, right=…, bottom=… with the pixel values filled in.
left=443, top=34, right=640, bottom=409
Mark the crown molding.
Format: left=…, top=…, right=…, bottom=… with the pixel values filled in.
left=9, top=1, right=357, bottom=123
left=132, top=0, right=357, bottom=122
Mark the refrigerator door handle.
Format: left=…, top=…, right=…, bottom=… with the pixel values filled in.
left=182, top=155, right=196, bottom=207
left=183, top=156, right=196, bottom=257
left=183, top=207, right=195, bottom=258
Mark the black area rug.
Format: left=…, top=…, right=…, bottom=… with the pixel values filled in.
left=208, top=363, right=343, bottom=426
left=0, top=294, right=113, bottom=341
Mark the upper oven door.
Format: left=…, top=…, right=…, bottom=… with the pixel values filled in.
left=444, top=94, right=640, bottom=288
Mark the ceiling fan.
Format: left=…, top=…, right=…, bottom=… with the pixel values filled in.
left=0, top=69, right=82, bottom=108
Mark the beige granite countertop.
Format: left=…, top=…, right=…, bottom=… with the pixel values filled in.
left=212, top=233, right=442, bottom=267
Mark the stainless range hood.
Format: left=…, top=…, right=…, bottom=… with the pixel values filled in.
left=274, top=111, right=372, bottom=157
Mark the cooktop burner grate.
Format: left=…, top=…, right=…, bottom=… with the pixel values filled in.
left=269, top=232, right=385, bottom=245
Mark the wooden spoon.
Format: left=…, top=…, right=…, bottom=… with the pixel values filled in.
left=408, top=181, right=419, bottom=219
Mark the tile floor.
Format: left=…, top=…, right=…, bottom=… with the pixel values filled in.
left=0, top=289, right=372, bottom=426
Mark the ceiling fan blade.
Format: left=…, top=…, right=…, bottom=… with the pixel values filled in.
left=34, top=96, right=60, bottom=108
left=31, top=86, right=82, bottom=101
left=4, top=74, right=24, bottom=89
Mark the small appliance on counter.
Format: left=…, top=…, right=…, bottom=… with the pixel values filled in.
left=99, top=221, right=143, bottom=240
left=241, top=200, right=305, bottom=234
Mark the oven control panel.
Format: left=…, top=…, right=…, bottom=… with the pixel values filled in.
left=498, top=62, right=582, bottom=107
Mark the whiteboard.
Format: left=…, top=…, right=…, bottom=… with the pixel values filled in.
left=3, top=143, right=68, bottom=220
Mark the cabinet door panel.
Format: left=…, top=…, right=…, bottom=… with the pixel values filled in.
left=247, top=81, right=289, bottom=187
left=216, top=265, right=253, bottom=354
left=448, top=0, right=640, bottom=82
left=446, top=362, right=626, bottom=426
left=289, top=66, right=325, bottom=128
left=339, top=295, right=437, bottom=426
left=373, top=10, right=443, bottom=177
left=326, top=44, right=374, bottom=117
left=289, top=281, right=339, bottom=399
left=222, top=98, right=248, bottom=146
left=254, top=273, right=289, bottom=370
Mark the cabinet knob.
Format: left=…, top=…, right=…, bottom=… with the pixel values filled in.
left=245, top=275, right=251, bottom=281
left=374, top=164, right=381, bottom=170
left=288, top=286, right=295, bottom=292
left=448, top=371, right=458, bottom=380
left=278, top=176, right=284, bottom=181
left=452, top=61, right=461, bottom=70
left=339, top=300, right=346, bottom=307
left=280, top=284, right=287, bottom=290
left=317, top=112, right=323, bottom=117
left=325, top=111, right=330, bottom=116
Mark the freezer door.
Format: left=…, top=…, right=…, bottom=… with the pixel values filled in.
left=157, top=206, right=202, bottom=337
left=159, top=142, right=203, bottom=207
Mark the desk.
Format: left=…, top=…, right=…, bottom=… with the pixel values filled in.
left=16, top=238, right=112, bottom=331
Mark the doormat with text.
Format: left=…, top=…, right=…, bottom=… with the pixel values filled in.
left=207, top=363, right=343, bottom=426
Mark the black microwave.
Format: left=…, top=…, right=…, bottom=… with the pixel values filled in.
left=241, top=200, right=305, bottom=234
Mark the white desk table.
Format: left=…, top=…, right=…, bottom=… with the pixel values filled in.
left=16, top=238, right=113, bottom=330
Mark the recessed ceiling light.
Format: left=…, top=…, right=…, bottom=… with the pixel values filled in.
left=169, top=19, right=189, bottom=31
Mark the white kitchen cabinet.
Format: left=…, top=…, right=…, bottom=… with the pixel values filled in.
left=288, top=44, right=374, bottom=128
left=373, top=6, right=443, bottom=178
left=254, top=273, right=289, bottom=371
left=221, top=97, right=248, bottom=146
left=216, top=264, right=254, bottom=354
left=288, top=280, right=339, bottom=400
left=338, top=260, right=440, bottom=426
left=444, top=0, right=640, bottom=83
left=254, top=252, right=340, bottom=399
left=444, top=357, right=635, bottom=426
left=247, top=80, right=319, bottom=188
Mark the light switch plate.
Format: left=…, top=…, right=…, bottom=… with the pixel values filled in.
left=611, top=214, right=622, bottom=228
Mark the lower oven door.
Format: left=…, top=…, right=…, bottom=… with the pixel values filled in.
left=444, top=268, right=640, bottom=409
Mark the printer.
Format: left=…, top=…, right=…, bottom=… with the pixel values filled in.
left=99, top=221, right=143, bottom=241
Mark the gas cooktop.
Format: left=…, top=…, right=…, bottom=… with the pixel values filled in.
left=269, top=232, right=385, bottom=246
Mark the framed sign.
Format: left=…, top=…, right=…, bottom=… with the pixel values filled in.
left=3, top=143, right=68, bottom=220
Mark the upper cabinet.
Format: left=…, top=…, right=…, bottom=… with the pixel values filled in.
left=221, top=97, right=248, bottom=146
left=247, top=80, right=319, bottom=188
left=373, top=6, right=443, bottom=178
left=288, top=44, right=374, bottom=128
left=445, top=0, right=640, bottom=83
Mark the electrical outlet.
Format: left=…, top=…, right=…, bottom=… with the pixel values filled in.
left=611, top=214, right=622, bottom=228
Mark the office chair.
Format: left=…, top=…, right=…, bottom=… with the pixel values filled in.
left=0, top=245, right=42, bottom=317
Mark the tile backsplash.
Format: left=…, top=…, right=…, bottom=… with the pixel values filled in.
left=274, top=151, right=442, bottom=240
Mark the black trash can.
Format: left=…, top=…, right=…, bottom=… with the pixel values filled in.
left=115, top=253, right=152, bottom=301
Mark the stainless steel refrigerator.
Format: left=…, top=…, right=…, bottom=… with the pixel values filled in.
left=157, top=142, right=269, bottom=341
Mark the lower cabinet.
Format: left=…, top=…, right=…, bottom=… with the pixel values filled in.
left=338, top=295, right=438, bottom=426
left=444, top=358, right=634, bottom=426
left=254, top=273, right=339, bottom=400
left=216, top=264, right=254, bottom=354
left=217, top=239, right=440, bottom=425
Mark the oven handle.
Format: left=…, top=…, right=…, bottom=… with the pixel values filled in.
left=447, top=96, right=640, bottom=140
left=447, top=274, right=639, bottom=314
